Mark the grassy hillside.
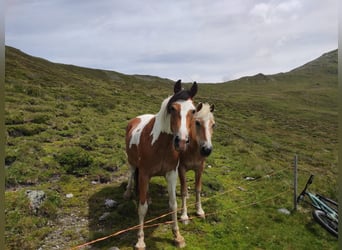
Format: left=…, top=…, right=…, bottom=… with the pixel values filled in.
left=5, top=46, right=338, bottom=249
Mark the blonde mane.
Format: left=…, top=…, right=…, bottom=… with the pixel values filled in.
left=195, top=103, right=213, bottom=120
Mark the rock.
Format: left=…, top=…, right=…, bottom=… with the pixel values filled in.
left=25, top=190, right=46, bottom=214
left=99, top=212, right=110, bottom=221
left=278, top=208, right=291, bottom=215
left=105, top=199, right=118, bottom=208
left=66, top=193, right=74, bottom=198
left=222, top=166, right=231, bottom=174
left=108, top=247, right=120, bottom=250
left=244, top=176, right=255, bottom=181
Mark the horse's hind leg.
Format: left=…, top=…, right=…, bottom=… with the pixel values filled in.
left=123, top=164, right=135, bottom=199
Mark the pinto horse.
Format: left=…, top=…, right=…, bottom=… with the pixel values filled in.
left=124, top=80, right=197, bottom=249
left=178, top=102, right=215, bottom=224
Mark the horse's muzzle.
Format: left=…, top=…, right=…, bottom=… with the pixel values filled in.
left=174, top=135, right=189, bottom=152
left=200, top=146, right=212, bottom=157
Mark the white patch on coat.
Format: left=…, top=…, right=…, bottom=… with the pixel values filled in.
left=129, top=114, right=154, bottom=148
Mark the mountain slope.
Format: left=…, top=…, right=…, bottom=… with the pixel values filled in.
left=4, top=46, right=338, bottom=250
left=224, top=49, right=338, bottom=85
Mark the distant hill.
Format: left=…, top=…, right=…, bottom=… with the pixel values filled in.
left=289, top=49, right=338, bottom=75
left=5, top=45, right=173, bottom=86
left=5, top=46, right=338, bottom=85
left=224, top=49, right=337, bottom=85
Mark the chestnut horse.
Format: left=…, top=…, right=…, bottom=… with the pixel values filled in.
left=124, top=80, right=197, bottom=249
left=178, top=102, right=215, bottom=224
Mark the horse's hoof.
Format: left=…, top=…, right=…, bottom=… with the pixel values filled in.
left=135, top=242, right=146, bottom=250
left=180, top=215, right=189, bottom=225
left=196, top=209, right=205, bottom=218
left=174, top=236, right=186, bottom=248
left=182, top=219, right=189, bottom=225
left=196, top=212, right=205, bottom=218
left=135, top=246, right=145, bottom=250
left=135, top=239, right=146, bottom=250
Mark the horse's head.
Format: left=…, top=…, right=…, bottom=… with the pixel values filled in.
left=193, top=102, right=215, bottom=157
left=167, top=80, right=197, bottom=152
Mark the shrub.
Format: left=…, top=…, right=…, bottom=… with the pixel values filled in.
left=31, top=114, right=51, bottom=124
left=39, top=190, right=61, bottom=219
left=78, top=135, right=97, bottom=150
left=5, top=153, right=17, bottom=166
left=7, top=124, right=46, bottom=137
left=55, top=147, right=93, bottom=176
left=5, top=113, right=25, bottom=125
left=5, top=162, right=39, bottom=187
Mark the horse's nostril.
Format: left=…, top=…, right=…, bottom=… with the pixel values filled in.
left=174, top=136, right=180, bottom=147
left=200, top=146, right=212, bottom=156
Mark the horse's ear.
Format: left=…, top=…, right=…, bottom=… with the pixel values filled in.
left=189, top=81, right=197, bottom=98
left=210, top=104, right=215, bottom=112
left=196, top=102, right=203, bottom=112
left=174, top=79, right=182, bottom=93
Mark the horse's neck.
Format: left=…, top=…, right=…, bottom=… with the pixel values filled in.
left=150, top=108, right=172, bottom=145
left=181, top=132, right=203, bottom=167
left=187, top=125, right=200, bottom=153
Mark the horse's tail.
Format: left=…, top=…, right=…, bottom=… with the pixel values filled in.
left=134, top=168, right=139, bottom=197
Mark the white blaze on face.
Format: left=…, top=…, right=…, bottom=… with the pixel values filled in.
left=203, top=118, right=213, bottom=148
left=129, top=114, right=154, bottom=148
left=195, top=104, right=215, bottom=149
left=178, top=99, right=195, bottom=141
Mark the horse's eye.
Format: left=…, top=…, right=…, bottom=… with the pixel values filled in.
left=212, top=123, right=216, bottom=129
left=191, top=109, right=196, bottom=114
left=170, top=106, right=176, bottom=112
left=196, top=120, right=201, bottom=127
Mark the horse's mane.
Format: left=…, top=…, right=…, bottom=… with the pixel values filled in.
left=166, top=89, right=195, bottom=113
left=151, top=96, right=173, bottom=144
left=195, top=103, right=212, bottom=119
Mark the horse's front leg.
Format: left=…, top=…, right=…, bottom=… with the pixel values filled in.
left=166, top=169, right=186, bottom=248
left=195, top=164, right=205, bottom=218
left=178, top=166, right=189, bottom=224
left=135, top=174, right=149, bottom=250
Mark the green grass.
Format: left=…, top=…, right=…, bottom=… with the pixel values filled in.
left=4, top=46, right=338, bottom=249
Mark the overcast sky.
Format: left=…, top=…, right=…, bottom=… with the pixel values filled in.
left=5, top=0, right=337, bottom=83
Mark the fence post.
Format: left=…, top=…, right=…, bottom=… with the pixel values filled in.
left=293, top=155, right=298, bottom=211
